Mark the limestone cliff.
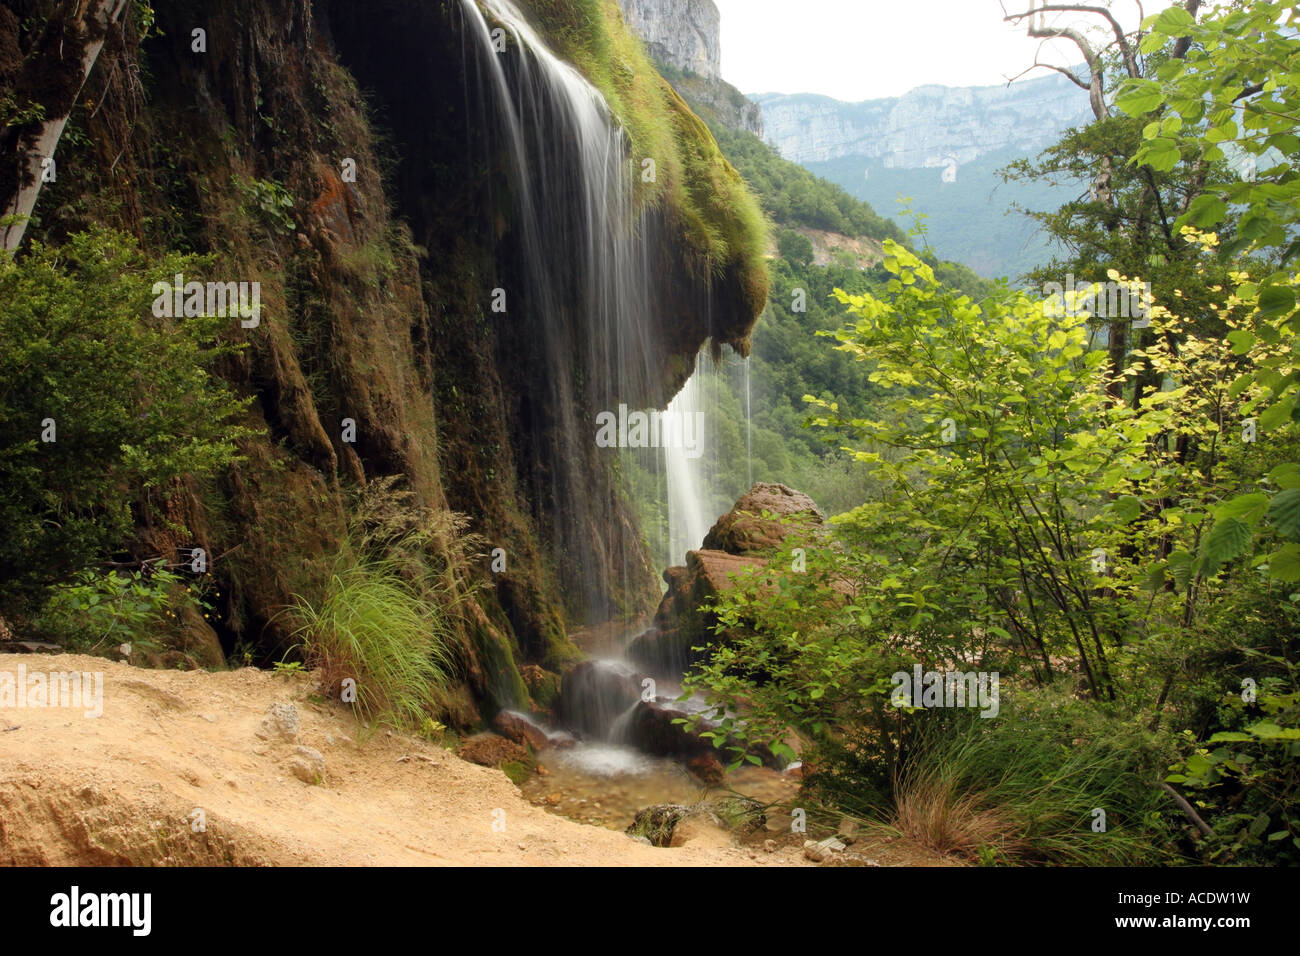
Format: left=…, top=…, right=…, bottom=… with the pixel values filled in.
left=614, top=0, right=761, bottom=137
left=615, top=0, right=720, bottom=79
left=755, top=71, right=1092, bottom=168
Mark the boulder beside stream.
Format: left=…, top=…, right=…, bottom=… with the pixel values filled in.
left=629, top=483, right=824, bottom=678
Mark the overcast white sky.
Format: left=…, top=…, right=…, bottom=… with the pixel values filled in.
left=712, top=0, right=1148, bottom=101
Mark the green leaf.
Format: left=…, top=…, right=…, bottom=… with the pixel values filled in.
left=1258, top=284, right=1297, bottom=319
left=1269, top=464, right=1300, bottom=490
left=1151, top=5, right=1194, bottom=32
left=1260, top=397, right=1296, bottom=431
left=1226, top=329, right=1257, bottom=355
left=1199, top=517, right=1252, bottom=574
left=1187, top=194, right=1228, bottom=228
left=1112, top=495, right=1143, bottom=524
left=770, top=741, right=797, bottom=762
left=1167, top=551, right=1195, bottom=591
left=1267, top=489, right=1300, bottom=539
left=1214, top=492, right=1269, bottom=528
left=1117, top=83, right=1165, bottom=117
left=1143, top=138, right=1182, bottom=172
left=1267, top=546, right=1300, bottom=583
left=1246, top=722, right=1300, bottom=740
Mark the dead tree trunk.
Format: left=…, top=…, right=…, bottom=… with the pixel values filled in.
left=1, top=0, right=127, bottom=252
left=1002, top=0, right=1145, bottom=401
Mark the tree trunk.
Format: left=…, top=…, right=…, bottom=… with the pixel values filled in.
left=1, top=0, right=127, bottom=252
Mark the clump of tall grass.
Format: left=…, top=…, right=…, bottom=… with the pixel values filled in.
left=288, top=555, right=456, bottom=729
left=809, top=685, right=1180, bottom=865
left=282, top=478, right=487, bottom=729
left=883, top=694, right=1178, bottom=865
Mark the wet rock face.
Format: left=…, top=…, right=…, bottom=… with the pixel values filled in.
left=621, top=694, right=777, bottom=772
left=631, top=483, right=822, bottom=679
left=492, top=709, right=575, bottom=750
left=622, top=698, right=716, bottom=761
left=492, top=710, right=550, bottom=751
left=626, top=625, right=692, bottom=679
left=555, top=659, right=646, bottom=739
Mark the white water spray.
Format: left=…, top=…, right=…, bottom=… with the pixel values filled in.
left=665, top=352, right=713, bottom=566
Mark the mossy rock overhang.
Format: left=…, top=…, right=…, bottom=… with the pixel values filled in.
left=526, top=0, right=770, bottom=366
left=327, top=0, right=768, bottom=392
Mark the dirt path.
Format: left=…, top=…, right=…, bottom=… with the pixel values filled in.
left=1, top=653, right=822, bottom=866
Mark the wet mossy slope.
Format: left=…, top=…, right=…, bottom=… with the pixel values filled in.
left=13, top=0, right=767, bottom=719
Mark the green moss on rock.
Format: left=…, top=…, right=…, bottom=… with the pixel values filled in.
left=519, top=0, right=769, bottom=351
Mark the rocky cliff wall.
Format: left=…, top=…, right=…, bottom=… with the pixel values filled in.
left=755, top=71, right=1093, bottom=168
left=615, top=0, right=720, bottom=79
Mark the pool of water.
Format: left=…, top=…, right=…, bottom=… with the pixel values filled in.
left=519, top=741, right=801, bottom=832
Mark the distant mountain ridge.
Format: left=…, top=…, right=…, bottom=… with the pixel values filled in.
left=613, top=1, right=1088, bottom=280
left=754, top=72, right=1092, bottom=169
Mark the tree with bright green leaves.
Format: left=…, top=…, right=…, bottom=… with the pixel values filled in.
left=0, top=228, right=256, bottom=617
left=1113, top=2, right=1300, bottom=591
left=1000, top=1, right=1256, bottom=406
left=682, top=3, right=1300, bottom=861
left=1118, top=2, right=1300, bottom=268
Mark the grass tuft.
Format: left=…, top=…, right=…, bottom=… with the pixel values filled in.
left=288, top=554, right=457, bottom=730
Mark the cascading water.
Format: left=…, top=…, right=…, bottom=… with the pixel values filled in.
left=458, top=2, right=781, bottom=815
left=744, top=355, right=753, bottom=490
left=460, top=0, right=664, bottom=621
left=664, top=353, right=713, bottom=569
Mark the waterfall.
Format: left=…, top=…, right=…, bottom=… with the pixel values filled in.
left=664, top=353, right=712, bottom=566
left=460, top=0, right=665, bottom=618
left=461, top=0, right=731, bottom=615
left=744, top=355, right=753, bottom=490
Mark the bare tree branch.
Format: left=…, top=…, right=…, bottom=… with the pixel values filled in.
left=1009, top=3, right=1141, bottom=77
left=1160, top=782, right=1215, bottom=839
left=1004, top=8, right=1106, bottom=118
left=1005, top=40, right=1091, bottom=89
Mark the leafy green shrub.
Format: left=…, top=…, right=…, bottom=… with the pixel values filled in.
left=235, top=176, right=297, bottom=235
left=1167, top=668, right=1300, bottom=865
left=0, top=228, right=254, bottom=617
left=34, top=568, right=183, bottom=656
